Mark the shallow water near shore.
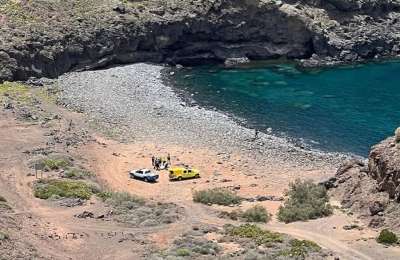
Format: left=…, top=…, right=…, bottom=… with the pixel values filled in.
left=173, top=60, right=400, bottom=156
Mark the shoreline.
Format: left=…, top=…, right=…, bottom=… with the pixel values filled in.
left=58, top=63, right=351, bottom=174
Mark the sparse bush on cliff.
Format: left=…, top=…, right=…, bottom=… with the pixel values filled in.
left=34, top=179, right=96, bottom=200
left=193, top=188, right=241, bottom=206
left=377, top=229, right=398, bottom=245
left=0, top=195, right=6, bottom=202
left=278, top=179, right=332, bottom=223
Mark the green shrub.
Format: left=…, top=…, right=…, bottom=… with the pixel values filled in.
left=242, top=205, right=271, bottom=223
left=63, top=168, right=93, bottom=179
left=175, top=248, right=191, bottom=257
left=278, top=179, right=332, bottom=223
left=0, top=231, right=9, bottom=241
left=0, top=195, right=6, bottom=202
left=32, top=156, right=72, bottom=171
left=225, top=224, right=283, bottom=245
left=34, top=179, right=96, bottom=200
left=193, top=188, right=241, bottom=206
left=220, top=205, right=271, bottom=223
left=219, top=209, right=242, bottom=220
left=43, top=158, right=71, bottom=171
left=97, top=191, right=145, bottom=206
left=279, top=239, right=321, bottom=257
left=377, top=229, right=398, bottom=245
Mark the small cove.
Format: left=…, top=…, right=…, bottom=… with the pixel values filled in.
left=173, top=60, right=400, bottom=156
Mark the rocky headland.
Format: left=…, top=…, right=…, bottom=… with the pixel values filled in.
left=326, top=128, right=400, bottom=232
left=1, top=0, right=400, bottom=82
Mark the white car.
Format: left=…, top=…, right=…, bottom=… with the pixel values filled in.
left=129, top=169, right=159, bottom=182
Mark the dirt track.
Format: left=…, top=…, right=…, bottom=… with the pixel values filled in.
left=1, top=81, right=400, bottom=259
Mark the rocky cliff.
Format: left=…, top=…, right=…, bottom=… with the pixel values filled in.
left=326, top=128, right=400, bottom=231
left=1, top=0, right=400, bottom=82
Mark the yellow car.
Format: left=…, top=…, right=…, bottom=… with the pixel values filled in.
left=169, top=167, right=200, bottom=181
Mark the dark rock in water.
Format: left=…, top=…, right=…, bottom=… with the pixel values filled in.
left=224, top=57, right=250, bottom=67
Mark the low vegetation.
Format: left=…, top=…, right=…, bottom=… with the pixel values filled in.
left=278, top=179, right=333, bottom=223
left=34, top=179, right=97, bottom=200
left=97, top=191, right=145, bottom=206
left=0, top=82, right=32, bottom=104
left=97, top=191, right=181, bottom=227
left=31, top=155, right=72, bottom=171
left=193, top=188, right=241, bottom=206
left=225, top=224, right=283, bottom=246
left=0, top=195, right=6, bottom=202
left=279, top=239, right=321, bottom=257
left=219, top=205, right=271, bottom=223
left=377, top=229, right=399, bottom=245
left=63, top=167, right=93, bottom=179
left=242, top=205, right=271, bottom=223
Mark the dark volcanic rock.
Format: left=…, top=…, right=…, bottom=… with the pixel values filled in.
left=331, top=127, right=400, bottom=231
left=368, top=136, right=400, bottom=201
left=369, top=201, right=385, bottom=216
left=1, top=0, right=400, bottom=82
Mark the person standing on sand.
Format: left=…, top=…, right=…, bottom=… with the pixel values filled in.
left=152, top=156, right=155, bottom=167
left=253, top=129, right=259, bottom=141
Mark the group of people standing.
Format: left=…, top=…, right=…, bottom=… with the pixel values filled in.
left=152, top=154, right=171, bottom=170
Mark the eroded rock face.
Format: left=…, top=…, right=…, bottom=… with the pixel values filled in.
left=330, top=128, right=400, bottom=231
left=1, top=0, right=400, bottom=81
left=369, top=136, right=400, bottom=201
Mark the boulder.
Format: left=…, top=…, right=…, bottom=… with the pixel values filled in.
left=395, top=127, right=400, bottom=143
left=369, top=201, right=385, bottom=216
left=113, top=4, right=126, bottom=14
left=75, top=211, right=94, bottom=219
left=224, top=57, right=250, bottom=67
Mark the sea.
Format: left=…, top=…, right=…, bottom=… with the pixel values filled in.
left=173, top=60, right=400, bottom=156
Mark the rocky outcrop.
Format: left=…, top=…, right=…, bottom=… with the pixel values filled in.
left=1, top=0, right=400, bottom=82
left=329, top=128, right=400, bottom=231
left=369, top=135, right=400, bottom=201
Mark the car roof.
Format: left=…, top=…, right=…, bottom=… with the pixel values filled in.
left=170, top=167, right=197, bottom=171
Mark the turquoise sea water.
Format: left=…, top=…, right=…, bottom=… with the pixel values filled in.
left=173, top=61, right=400, bottom=156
